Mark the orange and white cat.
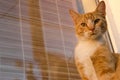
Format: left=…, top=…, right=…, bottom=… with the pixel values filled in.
left=70, top=1, right=120, bottom=80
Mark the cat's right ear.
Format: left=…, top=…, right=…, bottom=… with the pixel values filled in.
left=69, top=10, right=79, bottom=21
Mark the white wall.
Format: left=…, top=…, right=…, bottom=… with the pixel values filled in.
left=101, top=0, right=120, bottom=53
left=81, top=0, right=96, bottom=12
left=108, top=0, right=120, bottom=34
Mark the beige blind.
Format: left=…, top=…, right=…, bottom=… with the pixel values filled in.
left=0, top=0, right=81, bottom=80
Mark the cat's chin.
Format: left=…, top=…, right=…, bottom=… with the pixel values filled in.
left=77, top=34, right=102, bottom=41
left=90, top=35, right=98, bottom=40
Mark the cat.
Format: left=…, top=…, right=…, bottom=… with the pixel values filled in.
left=69, top=1, right=120, bottom=80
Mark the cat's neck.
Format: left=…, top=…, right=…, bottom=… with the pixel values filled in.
left=75, top=36, right=106, bottom=62
left=78, top=36, right=106, bottom=45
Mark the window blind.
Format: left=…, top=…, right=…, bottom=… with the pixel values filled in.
left=0, top=0, right=81, bottom=80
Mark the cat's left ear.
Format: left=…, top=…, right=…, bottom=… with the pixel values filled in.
left=95, top=1, right=106, bottom=15
left=69, top=10, right=79, bottom=21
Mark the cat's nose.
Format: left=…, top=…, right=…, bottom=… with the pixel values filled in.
left=90, top=28, right=95, bottom=32
left=88, top=26, right=95, bottom=32
left=87, top=19, right=94, bottom=30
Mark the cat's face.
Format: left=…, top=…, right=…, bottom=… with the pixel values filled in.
left=70, top=1, right=107, bottom=40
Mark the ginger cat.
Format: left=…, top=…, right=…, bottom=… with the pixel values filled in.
left=70, top=1, right=120, bottom=80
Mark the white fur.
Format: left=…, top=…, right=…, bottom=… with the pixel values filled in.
left=75, top=40, right=102, bottom=62
left=83, top=58, right=98, bottom=80
left=75, top=40, right=103, bottom=80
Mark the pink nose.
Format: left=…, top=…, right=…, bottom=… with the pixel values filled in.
left=89, top=28, right=95, bottom=32
left=88, top=25, right=95, bottom=32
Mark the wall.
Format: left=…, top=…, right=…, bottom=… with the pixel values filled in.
left=100, top=0, right=120, bottom=53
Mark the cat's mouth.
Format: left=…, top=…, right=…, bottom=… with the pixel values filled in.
left=91, top=33, right=95, bottom=35
left=89, top=32, right=98, bottom=38
left=90, top=31, right=96, bottom=36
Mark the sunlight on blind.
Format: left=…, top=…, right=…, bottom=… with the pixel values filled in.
left=0, top=0, right=81, bottom=80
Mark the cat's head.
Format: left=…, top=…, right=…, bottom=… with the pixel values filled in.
left=70, top=1, right=107, bottom=40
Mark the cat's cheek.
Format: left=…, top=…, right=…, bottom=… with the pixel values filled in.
left=76, top=29, right=82, bottom=35
left=101, top=26, right=107, bottom=33
left=78, top=29, right=82, bottom=33
left=94, top=27, right=101, bottom=33
left=84, top=32, right=91, bottom=38
left=91, top=35, right=97, bottom=39
left=93, top=30, right=99, bottom=35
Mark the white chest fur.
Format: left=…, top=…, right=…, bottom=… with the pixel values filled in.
left=75, top=40, right=101, bottom=62
left=75, top=40, right=102, bottom=80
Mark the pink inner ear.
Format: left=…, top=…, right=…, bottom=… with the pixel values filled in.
left=96, top=1, right=106, bottom=15
left=69, top=10, right=79, bottom=21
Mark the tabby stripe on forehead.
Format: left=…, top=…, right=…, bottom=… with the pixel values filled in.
left=83, top=13, right=95, bottom=20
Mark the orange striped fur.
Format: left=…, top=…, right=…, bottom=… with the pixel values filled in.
left=70, top=1, right=120, bottom=80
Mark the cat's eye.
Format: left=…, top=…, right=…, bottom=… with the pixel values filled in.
left=94, top=19, right=100, bottom=24
left=81, top=23, right=86, bottom=27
